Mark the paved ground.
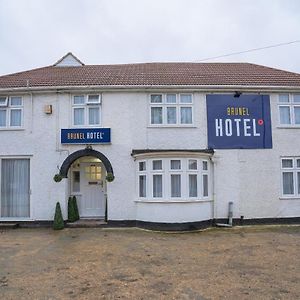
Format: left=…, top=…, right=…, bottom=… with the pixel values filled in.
left=0, top=225, right=299, bottom=300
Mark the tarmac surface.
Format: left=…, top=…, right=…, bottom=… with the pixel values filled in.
left=0, top=225, right=299, bottom=299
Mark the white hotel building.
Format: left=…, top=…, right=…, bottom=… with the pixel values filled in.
left=0, top=53, right=299, bottom=230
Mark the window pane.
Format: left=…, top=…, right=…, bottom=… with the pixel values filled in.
left=10, top=97, right=22, bottom=106
left=282, top=172, right=294, bottom=195
left=0, top=97, right=7, bottom=105
left=171, top=174, right=181, bottom=197
left=282, top=159, right=293, bottom=168
left=279, top=107, right=291, bottom=124
left=180, top=107, right=192, bottom=124
left=0, top=110, right=6, bottom=127
left=74, top=95, right=85, bottom=104
left=139, top=175, right=146, bottom=197
left=294, top=107, right=300, bottom=125
left=293, top=94, right=300, bottom=103
left=74, top=108, right=84, bottom=125
left=180, top=94, right=192, bottom=103
left=167, top=107, right=176, bottom=124
left=1, top=159, right=30, bottom=217
left=139, top=161, right=146, bottom=171
left=88, top=107, right=100, bottom=125
left=203, top=174, right=208, bottom=197
left=151, top=107, right=162, bottom=124
left=87, top=95, right=100, bottom=103
left=166, top=94, right=176, bottom=103
left=298, top=172, right=300, bottom=194
left=202, top=161, right=208, bottom=170
left=152, top=160, right=162, bottom=170
left=150, top=95, right=162, bottom=103
left=10, top=109, right=21, bottom=126
left=170, top=160, right=181, bottom=170
left=297, top=159, right=300, bottom=168
left=279, top=94, right=289, bottom=103
left=189, top=175, right=197, bottom=197
left=188, top=159, right=197, bottom=170
left=153, top=175, right=162, bottom=197
left=72, top=171, right=80, bottom=192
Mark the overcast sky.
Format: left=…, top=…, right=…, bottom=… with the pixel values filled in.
left=0, top=0, right=300, bottom=75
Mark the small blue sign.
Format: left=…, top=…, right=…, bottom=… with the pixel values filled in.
left=206, top=94, right=272, bottom=149
left=61, top=128, right=111, bottom=144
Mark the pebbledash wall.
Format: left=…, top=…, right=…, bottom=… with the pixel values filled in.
left=0, top=54, right=300, bottom=229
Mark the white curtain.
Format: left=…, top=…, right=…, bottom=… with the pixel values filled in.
left=139, top=175, right=146, bottom=197
left=189, top=174, right=197, bottom=197
left=295, top=107, right=300, bottom=125
left=203, top=174, right=208, bottom=197
left=298, top=172, right=300, bottom=194
left=167, top=107, right=176, bottom=124
left=1, top=159, right=30, bottom=217
left=153, top=175, right=162, bottom=197
left=74, top=108, right=84, bottom=125
left=10, top=109, right=21, bottom=126
left=180, top=107, right=192, bottom=124
left=282, top=172, right=294, bottom=195
left=0, top=110, right=6, bottom=127
left=279, top=107, right=291, bottom=124
left=88, top=107, right=100, bottom=125
left=151, top=107, right=162, bottom=124
left=171, top=174, right=181, bottom=197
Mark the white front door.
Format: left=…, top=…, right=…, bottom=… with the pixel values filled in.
left=80, top=162, right=105, bottom=218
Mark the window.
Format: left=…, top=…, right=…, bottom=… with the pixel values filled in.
left=278, top=94, right=300, bottom=126
left=137, top=157, right=210, bottom=200
left=72, top=171, right=80, bottom=193
left=150, top=93, right=193, bottom=125
left=1, top=159, right=30, bottom=217
left=73, top=94, right=101, bottom=126
left=0, top=96, right=23, bottom=128
left=281, top=157, right=300, bottom=197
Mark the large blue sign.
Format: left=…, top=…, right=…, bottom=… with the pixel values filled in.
left=206, top=94, right=272, bottom=149
left=61, top=128, right=111, bottom=144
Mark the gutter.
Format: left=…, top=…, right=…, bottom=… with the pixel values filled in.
left=1, top=84, right=300, bottom=93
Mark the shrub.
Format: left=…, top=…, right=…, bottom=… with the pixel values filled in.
left=106, top=172, right=115, bottom=182
left=53, top=202, right=64, bottom=230
left=68, top=196, right=77, bottom=222
left=73, top=196, right=80, bottom=221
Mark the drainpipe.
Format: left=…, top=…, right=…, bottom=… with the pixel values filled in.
left=216, top=201, right=234, bottom=227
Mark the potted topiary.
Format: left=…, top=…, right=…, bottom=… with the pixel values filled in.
left=53, top=202, right=64, bottom=230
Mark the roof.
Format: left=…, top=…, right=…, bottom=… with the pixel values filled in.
left=1, top=61, right=300, bottom=90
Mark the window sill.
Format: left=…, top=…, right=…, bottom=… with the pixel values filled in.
left=277, top=126, right=300, bottom=129
left=135, top=199, right=213, bottom=203
left=279, top=197, right=300, bottom=200
left=0, top=127, right=25, bottom=131
left=147, top=125, right=196, bottom=129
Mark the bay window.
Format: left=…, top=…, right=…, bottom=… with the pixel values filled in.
left=137, top=157, right=211, bottom=201
left=73, top=94, right=101, bottom=126
left=150, top=93, right=193, bottom=126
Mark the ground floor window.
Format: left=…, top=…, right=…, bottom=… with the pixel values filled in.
left=136, top=157, right=211, bottom=200
left=0, top=159, right=30, bottom=217
left=281, top=157, right=300, bottom=197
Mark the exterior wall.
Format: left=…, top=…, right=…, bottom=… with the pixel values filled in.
left=0, top=91, right=299, bottom=223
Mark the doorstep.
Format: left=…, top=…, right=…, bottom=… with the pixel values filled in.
left=66, top=219, right=107, bottom=228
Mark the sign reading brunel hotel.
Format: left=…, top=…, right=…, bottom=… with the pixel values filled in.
left=206, top=94, right=272, bottom=149
left=61, top=128, right=111, bottom=144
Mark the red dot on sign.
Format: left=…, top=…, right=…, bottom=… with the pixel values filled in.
left=258, top=119, right=264, bottom=125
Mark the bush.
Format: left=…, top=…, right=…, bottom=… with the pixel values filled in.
left=53, top=202, right=64, bottom=230
left=106, top=172, right=115, bottom=182
left=68, top=196, right=77, bottom=222
left=73, top=196, right=80, bottom=221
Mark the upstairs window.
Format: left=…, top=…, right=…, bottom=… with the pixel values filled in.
left=150, top=93, right=193, bottom=126
left=72, top=95, right=101, bottom=126
left=0, top=96, right=23, bottom=128
left=278, top=94, right=300, bottom=126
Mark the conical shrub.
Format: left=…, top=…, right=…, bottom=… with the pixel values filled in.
left=53, top=202, right=64, bottom=230
left=68, top=196, right=77, bottom=222
left=73, top=196, right=80, bottom=221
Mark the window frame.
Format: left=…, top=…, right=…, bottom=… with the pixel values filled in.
left=136, top=157, right=211, bottom=201
left=280, top=157, right=300, bottom=198
left=278, top=93, right=300, bottom=127
left=72, top=94, right=102, bottom=127
left=149, top=93, right=194, bottom=127
left=0, top=96, right=23, bottom=129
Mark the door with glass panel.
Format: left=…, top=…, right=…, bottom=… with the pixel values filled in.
left=0, top=159, right=30, bottom=218
left=80, top=162, right=105, bottom=218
